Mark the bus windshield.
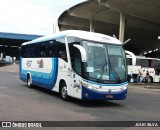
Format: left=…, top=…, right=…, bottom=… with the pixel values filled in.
left=82, top=41, right=127, bottom=83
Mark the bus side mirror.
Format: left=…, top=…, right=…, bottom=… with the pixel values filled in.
left=73, top=44, right=87, bottom=62
left=125, top=50, right=136, bottom=66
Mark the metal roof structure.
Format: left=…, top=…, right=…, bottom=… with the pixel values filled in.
left=58, top=0, right=160, bottom=55
left=0, top=32, right=42, bottom=46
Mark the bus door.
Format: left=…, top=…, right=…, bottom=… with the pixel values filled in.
left=56, top=38, right=73, bottom=97
left=69, top=44, right=82, bottom=99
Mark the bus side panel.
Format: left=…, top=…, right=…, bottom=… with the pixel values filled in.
left=32, top=58, right=58, bottom=90
left=20, top=58, right=58, bottom=90
left=53, top=58, right=73, bottom=96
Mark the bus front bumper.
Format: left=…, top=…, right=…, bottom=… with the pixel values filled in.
left=82, top=86, right=127, bottom=100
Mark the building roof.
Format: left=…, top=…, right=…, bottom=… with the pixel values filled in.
left=58, top=0, right=160, bottom=55
left=0, top=32, right=42, bottom=46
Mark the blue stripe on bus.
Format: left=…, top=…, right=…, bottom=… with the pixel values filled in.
left=20, top=58, right=58, bottom=90
left=83, top=79, right=128, bottom=86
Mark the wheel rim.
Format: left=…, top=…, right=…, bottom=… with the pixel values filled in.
left=61, top=86, right=67, bottom=99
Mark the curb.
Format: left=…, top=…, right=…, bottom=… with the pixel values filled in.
left=129, top=83, right=160, bottom=89
left=144, top=86, right=160, bottom=89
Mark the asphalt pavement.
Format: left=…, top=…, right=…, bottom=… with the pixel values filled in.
left=0, top=64, right=160, bottom=130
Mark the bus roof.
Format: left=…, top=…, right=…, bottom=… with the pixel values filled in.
left=135, top=56, right=160, bottom=60
left=126, top=55, right=160, bottom=61
left=22, top=30, right=122, bottom=46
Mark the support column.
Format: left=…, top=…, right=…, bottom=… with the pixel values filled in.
left=53, top=22, right=58, bottom=33
left=90, top=20, right=94, bottom=32
left=119, top=13, right=126, bottom=43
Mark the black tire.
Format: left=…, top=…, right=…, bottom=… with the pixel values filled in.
left=60, top=82, right=69, bottom=101
left=27, top=75, right=32, bottom=88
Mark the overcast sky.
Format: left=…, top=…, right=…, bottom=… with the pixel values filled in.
left=0, top=0, right=85, bottom=35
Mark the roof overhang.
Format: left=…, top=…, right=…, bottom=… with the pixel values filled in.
left=0, top=32, right=42, bottom=47
left=58, top=0, right=160, bottom=55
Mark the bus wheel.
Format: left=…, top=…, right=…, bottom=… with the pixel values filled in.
left=60, top=83, right=69, bottom=101
left=27, top=75, right=32, bottom=88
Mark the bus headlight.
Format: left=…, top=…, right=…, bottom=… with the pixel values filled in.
left=80, top=80, right=94, bottom=90
left=124, top=84, right=128, bottom=89
left=88, top=85, right=93, bottom=89
left=121, top=84, right=128, bottom=90
left=80, top=80, right=88, bottom=87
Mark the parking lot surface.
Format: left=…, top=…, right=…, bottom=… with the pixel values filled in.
left=0, top=64, right=160, bottom=129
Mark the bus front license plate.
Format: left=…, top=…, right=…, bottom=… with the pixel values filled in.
left=106, top=95, right=113, bottom=99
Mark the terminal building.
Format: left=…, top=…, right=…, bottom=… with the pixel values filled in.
left=58, top=0, right=160, bottom=57
left=0, top=32, right=41, bottom=62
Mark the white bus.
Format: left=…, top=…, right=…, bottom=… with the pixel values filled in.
left=126, top=50, right=160, bottom=82
left=20, top=30, right=128, bottom=101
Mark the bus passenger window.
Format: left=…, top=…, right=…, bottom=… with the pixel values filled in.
left=39, top=44, right=47, bottom=57
left=48, top=44, right=54, bottom=57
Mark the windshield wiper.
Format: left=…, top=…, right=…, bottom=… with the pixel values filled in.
left=97, top=57, right=110, bottom=83
left=97, top=63, right=107, bottom=77
left=107, top=54, right=121, bottom=83
left=110, top=65, right=121, bottom=83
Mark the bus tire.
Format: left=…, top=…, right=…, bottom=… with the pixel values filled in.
left=27, top=74, right=32, bottom=88
left=60, top=82, right=69, bottom=101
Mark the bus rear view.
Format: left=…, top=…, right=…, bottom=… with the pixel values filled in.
left=20, top=30, right=128, bottom=101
